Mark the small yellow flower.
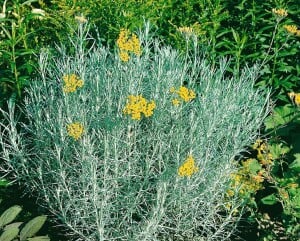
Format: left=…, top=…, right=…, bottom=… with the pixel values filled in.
left=62, top=74, right=84, bottom=93
left=259, top=157, right=273, bottom=166
left=172, top=98, right=180, bottom=106
left=178, top=155, right=199, bottom=177
left=170, top=87, right=176, bottom=93
left=119, top=51, right=130, bottom=62
left=226, top=189, right=235, bottom=197
left=287, top=183, right=298, bottom=189
left=288, top=92, right=295, bottom=100
left=230, top=173, right=242, bottom=183
left=131, top=34, right=141, bottom=56
left=272, top=8, right=288, bottom=18
left=225, top=202, right=232, bottom=210
left=252, top=174, right=264, bottom=183
left=178, top=26, right=193, bottom=33
left=177, top=26, right=194, bottom=37
left=170, top=86, right=196, bottom=105
left=283, top=25, right=298, bottom=35
left=278, top=188, right=289, bottom=199
left=117, top=29, right=141, bottom=62
left=67, top=122, right=84, bottom=140
left=252, top=139, right=261, bottom=149
left=123, top=95, right=156, bottom=120
left=178, top=86, right=196, bottom=102
left=288, top=92, right=300, bottom=106
left=295, top=94, right=300, bottom=106
left=75, top=15, right=88, bottom=23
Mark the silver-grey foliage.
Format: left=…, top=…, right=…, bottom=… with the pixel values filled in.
left=0, top=23, right=270, bottom=241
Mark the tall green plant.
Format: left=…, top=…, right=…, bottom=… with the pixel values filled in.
left=0, top=0, right=48, bottom=107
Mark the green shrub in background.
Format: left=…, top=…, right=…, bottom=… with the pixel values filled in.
left=47, top=0, right=229, bottom=57
left=0, top=0, right=78, bottom=111
left=0, top=0, right=46, bottom=108
left=228, top=138, right=300, bottom=240
left=47, top=0, right=299, bottom=90
left=223, top=1, right=300, bottom=103
left=228, top=95, right=300, bottom=240
left=0, top=23, right=270, bottom=240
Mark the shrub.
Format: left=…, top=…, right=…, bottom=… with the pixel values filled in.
left=0, top=0, right=47, bottom=108
left=0, top=23, right=270, bottom=240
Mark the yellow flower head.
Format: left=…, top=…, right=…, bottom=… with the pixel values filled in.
left=287, top=183, right=298, bottom=189
left=278, top=188, right=289, bottom=199
left=177, top=26, right=194, bottom=37
left=252, top=174, right=264, bottom=183
left=170, top=86, right=196, bottom=105
left=272, top=8, right=288, bottom=18
left=178, top=155, right=199, bottom=177
left=63, top=74, right=84, bottom=93
left=75, top=15, right=88, bottom=23
left=252, top=139, right=264, bottom=150
left=172, top=98, right=180, bottom=106
left=283, top=25, right=298, bottom=35
left=67, top=122, right=84, bottom=140
left=117, top=29, right=141, bottom=62
left=119, top=50, right=130, bottom=62
left=295, top=94, right=300, bottom=106
left=178, top=86, right=196, bottom=102
left=226, top=189, right=235, bottom=197
left=123, top=95, right=156, bottom=120
left=288, top=92, right=300, bottom=106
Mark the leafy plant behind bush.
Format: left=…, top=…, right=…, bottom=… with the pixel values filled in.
left=0, top=0, right=47, bottom=108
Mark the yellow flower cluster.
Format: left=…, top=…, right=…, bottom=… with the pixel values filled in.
left=177, top=26, right=194, bottom=37
left=283, top=25, right=300, bottom=36
left=288, top=92, right=300, bottom=106
left=252, top=139, right=273, bottom=166
left=75, top=15, right=88, bottom=23
left=178, top=155, right=199, bottom=177
left=170, top=86, right=196, bottom=106
left=67, top=122, right=84, bottom=140
left=62, top=74, right=84, bottom=93
left=117, top=29, right=141, bottom=62
left=227, top=158, right=265, bottom=197
left=271, top=8, right=288, bottom=17
left=123, top=95, right=156, bottom=120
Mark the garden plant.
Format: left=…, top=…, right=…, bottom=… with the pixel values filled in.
left=0, top=0, right=299, bottom=240
left=0, top=22, right=271, bottom=240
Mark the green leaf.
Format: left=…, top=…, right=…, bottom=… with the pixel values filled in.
left=0, top=179, right=10, bottom=187
left=19, top=216, right=47, bottom=241
left=0, top=206, right=22, bottom=228
left=0, top=227, right=19, bottom=241
left=268, top=143, right=290, bottom=159
left=261, top=194, right=278, bottom=205
left=289, top=154, right=300, bottom=171
left=264, top=105, right=296, bottom=131
left=248, top=159, right=261, bottom=174
left=3, top=222, right=23, bottom=231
